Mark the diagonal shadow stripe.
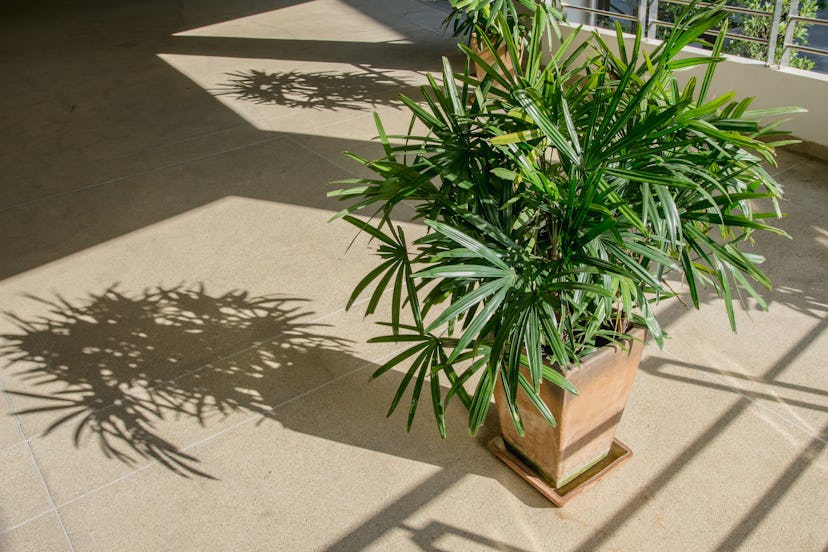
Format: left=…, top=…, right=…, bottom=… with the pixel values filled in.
left=642, top=360, right=828, bottom=415
left=714, top=422, right=828, bottom=551
left=162, top=35, right=459, bottom=72
left=572, top=316, right=828, bottom=552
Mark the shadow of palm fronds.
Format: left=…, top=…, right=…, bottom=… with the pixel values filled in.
left=212, top=68, right=413, bottom=110
left=1, top=284, right=353, bottom=478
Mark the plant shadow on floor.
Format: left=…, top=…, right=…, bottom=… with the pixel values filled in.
left=0, top=283, right=358, bottom=478
left=211, top=68, right=415, bottom=110
left=0, top=283, right=539, bottom=509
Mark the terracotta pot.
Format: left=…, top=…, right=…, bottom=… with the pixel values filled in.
left=470, top=33, right=519, bottom=83
left=494, top=326, right=647, bottom=488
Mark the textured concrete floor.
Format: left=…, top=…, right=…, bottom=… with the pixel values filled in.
left=1, top=0, right=827, bottom=550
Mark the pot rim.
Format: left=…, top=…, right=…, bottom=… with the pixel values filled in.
left=556, top=324, right=648, bottom=374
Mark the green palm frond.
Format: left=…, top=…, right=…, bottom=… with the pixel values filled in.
left=329, top=5, right=798, bottom=437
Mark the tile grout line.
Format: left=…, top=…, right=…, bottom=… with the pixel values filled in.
left=12, top=315, right=820, bottom=532
left=658, top=346, right=828, bottom=444
left=0, top=377, right=75, bottom=550
left=282, top=117, right=433, bottom=219
left=2, top=52, right=475, bottom=529
left=0, top=508, right=55, bottom=537
left=0, top=375, right=27, bottom=443
left=284, top=133, right=369, bottom=179
left=8, top=305, right=821, bottom=527
left=55, top=345, right=401, bottom=512
left=767, top=156, right=804, bottom=178
left=0, top=373, right=26, bottom=457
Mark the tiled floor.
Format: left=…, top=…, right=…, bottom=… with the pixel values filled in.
left=1, top=0, right=826, bottom=550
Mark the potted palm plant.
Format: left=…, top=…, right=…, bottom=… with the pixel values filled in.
left=445, top=0, right=562, bottom=41
left=329, top=5, right=801, bottom=504
left=445, top=0, right=564, bottom=81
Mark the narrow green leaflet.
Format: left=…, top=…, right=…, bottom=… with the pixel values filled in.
left=414, top=264, right=511, bottom=279
left=518, top=373, right=557, bottom=427
left=426, top=277, right=511, bottom=333
left=468, top=365, right=496, bottom=435
left=513, top=89, right=582, bottom=166
left=445, top=284, right=511, bottom=363
left=425, top=220, right=510, bottom=269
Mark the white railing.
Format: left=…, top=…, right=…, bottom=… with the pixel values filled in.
left=560, top=0, right=828, bottom=70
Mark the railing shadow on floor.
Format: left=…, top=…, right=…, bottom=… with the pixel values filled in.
left=568, top=315, right=827, bottom=552
left=641, top=355, right=828, bottom=414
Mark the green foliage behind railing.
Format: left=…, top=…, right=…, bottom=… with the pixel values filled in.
left=655, top=0, right=824, bottom=69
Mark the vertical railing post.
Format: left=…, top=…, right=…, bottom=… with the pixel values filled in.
left=766, top=0, right=784, bottom=65
left=637, top=0, right=647, bottom=33
left=779, top=0, right=801, bottom=67
left=647, top=0, right=659, bottom=40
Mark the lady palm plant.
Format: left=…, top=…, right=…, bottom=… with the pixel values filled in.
left=445, top=0, right=562, bottom=42
left=329, top=5, right=801, bottom=438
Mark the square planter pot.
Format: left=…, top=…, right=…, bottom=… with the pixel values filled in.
left=494, top=326, right=647, bottom=490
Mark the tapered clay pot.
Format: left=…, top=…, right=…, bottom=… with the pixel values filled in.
left=494, top=326, right=646, bottom=488
left=471, top=33, right=519, bottom=83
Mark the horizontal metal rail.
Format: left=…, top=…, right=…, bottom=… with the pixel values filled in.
left=650, top=18, right=771, bottom=44
left=561, top=3, right=639, bottom=22
left=783, top=42, right=828, bottom=57
left=661, top=0, right=772, bottom=19
left=779, top=0, right=828, bottom=66
left=789, top=15, right=828, bottom=26
left=649, top=0, right=776, bottom=45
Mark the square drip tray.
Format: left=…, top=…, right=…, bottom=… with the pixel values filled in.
left=488, top=436, right=633, bottom=507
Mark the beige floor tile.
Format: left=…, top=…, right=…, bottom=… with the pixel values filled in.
left=622, top=411, right=827, bottom=551
left=0, top=443, right=53, bottom=532
left=730, top=434, right=828, bottom=551
left=762, top=148, right=804, bottom=177
left=0, top=0, right=454, bottom=208
left=0, top=48, right=257, bottom=209
left=56, top=366, right=502, bottom=551
left=651, top=227, right=826, bottom=433
left=0, top=124, right=275, bottom=211
left=0, top=187, right=426, bottom=443
left=0, top=1, right=385, bottom=194
left=0, top=135, right=397, bottom=283
left=567, top=353, right=828, bottom=551
left=330, top=473, right=549, bottom=552
left=286, top=101, right=438, bottom=180
left=757, top=158, right=827, bottom=294
left=646, top=150, right=828, bottom=434
left=0, top=388, right=24, bottom=451
left=0, top=201, right=421, bottom=345
left=0, top=513, right=69, bottom=552
left=157, top=54, right=429, bottom=134
left=656, top=313, right=828, bottom=435
left=54, top=349, right=828, bottom=551
left=175, top=0, right=448, bottom=44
